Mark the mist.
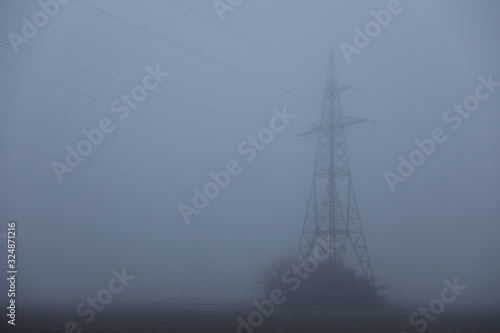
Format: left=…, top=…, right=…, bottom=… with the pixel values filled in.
left=1, top=0, right=499, bottom=332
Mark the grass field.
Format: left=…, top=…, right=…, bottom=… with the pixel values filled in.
left=8, top=308, right=500, bottom=332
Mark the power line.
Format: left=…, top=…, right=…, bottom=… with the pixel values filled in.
left=75, top=0, right=320, bottom=105
left=0, top=1, right=440, bottom=134
left=0, top=143, right=189, bottom=191
left=0, top=40, right=486, bottom=158
left=0, top=1, right=303, bottom=129
left=0, top=113, right=194, bottom=171
left=172, top=0, right=323, bottom=78
left=0, top=2, right=426, bottom=134
left=0, top=39, right=256, bottom=127
left=0, top=59, right=107, bottom=105
left=7, top=42, right=493, bottom=156
left=5, top=3, right=490, bottom=162
left=0, top=3, right=267, bottom=132
left=351, top=86, right=422, bottom=101
left=0, top=166, right=166, bottom=201
left=0, top=59, right=233, bottom=149
left=118, top=1, right=418, bottom=107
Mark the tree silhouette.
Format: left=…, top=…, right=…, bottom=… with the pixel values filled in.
left=254, top=252, right=389, bottom=310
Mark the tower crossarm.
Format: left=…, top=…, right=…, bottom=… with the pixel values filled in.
left=297, top=116, right=367, bottom=137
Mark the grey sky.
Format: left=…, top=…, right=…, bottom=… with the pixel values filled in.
left=0, top=0, right=499, bottom=310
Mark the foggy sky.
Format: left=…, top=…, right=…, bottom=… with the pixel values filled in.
left=1, top=0, right=499, bottom=311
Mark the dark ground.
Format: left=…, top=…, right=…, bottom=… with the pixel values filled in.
left=3, top=308, right=500, bottom=332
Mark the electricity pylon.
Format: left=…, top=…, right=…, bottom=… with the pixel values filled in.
left=296, top=50, right=374, bottom=281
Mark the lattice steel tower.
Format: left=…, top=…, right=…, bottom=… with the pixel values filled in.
left=296, top=50, right=374, bottom=281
